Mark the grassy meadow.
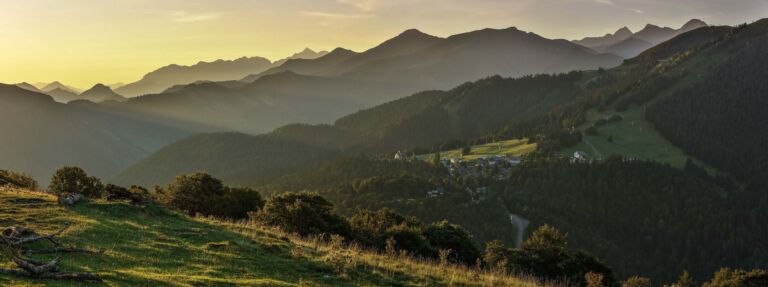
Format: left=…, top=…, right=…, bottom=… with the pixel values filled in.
left=561, top=106, right=710, bottom=169
left=419, top=139, right=537, bottom=161
left=0, top=188, right=549, bottom=287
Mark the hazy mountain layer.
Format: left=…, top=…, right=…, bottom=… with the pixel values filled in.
left=122, top=27, right=620, bottom=136
left=0, top=84, right=189, bottom=184
left=575, top=19, right=708, bottom=58
left=78, top=84, right=126, bottom=103
left=116, top=49, right=328, bottom=97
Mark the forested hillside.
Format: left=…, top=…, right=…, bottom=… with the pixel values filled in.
left=112, top=133, right=343, bottom=188
left=255, top=155, right=767, bottom=282
left=114, top=72, right=588, bottom=187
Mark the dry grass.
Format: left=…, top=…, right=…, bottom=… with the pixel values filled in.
left=1, top=188, right=555, bottom=287
left=208, top=218, right=561, bottom=287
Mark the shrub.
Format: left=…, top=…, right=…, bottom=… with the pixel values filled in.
left=0, top=170, right=38, bottom=190
left=103, top=184, right=132, bottom=200
left=214, top=187, right=263, bottom=219
left=128, top=185, right=151, bottom=205
left=156, top=172, right=224, bottom=216
left=348, top=208, right=420, bottom=248
left=483, top=225, right=614, bottom=286
left=156, top=172, right=262, bottom=218
left=702, top=268, right=768, bottom=287
left=385, top=224, right=432, bottom=257
left=675, top=271, right=694, bottom=287
left=585, top=272, right=606, bottom=287
left=621, top=276, right=651, bottom=287
left=424, top=220, right=480, bottom=265
left=48, top=167, right=103, bottom=198
left=253, top=192, right=350, bottom=237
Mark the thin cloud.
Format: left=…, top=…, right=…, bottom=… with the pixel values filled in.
left=593, top=0, right=614, bottom=5
left=337, top=0, right=379, bottom=12
left=300, top=11, right=375, bottom=19
left=170, top=11, right=221, bottom=22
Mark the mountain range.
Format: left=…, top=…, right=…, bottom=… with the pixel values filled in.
left=0, top=84, right=189, bottom=183
left=16, top=82, right=127, bottom=103
left=115, top=48, right=328, bottom=97
left=574, top=19, right=708, bottom=58
left=105, top=27, right=621, bottom=135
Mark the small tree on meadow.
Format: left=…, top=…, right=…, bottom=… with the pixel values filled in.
left=157, top=172, right=225, bottom=216
left=48, top=166, right=103, bottom=198
left=461, top=145, right=472, bottom=156
left=253, top=192, right=350, bottom=237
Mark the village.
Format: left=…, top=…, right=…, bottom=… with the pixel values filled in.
left=394, top=144, right=593, bottom=203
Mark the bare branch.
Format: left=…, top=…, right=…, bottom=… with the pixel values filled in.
left=11, top=224, right=70, bottom=246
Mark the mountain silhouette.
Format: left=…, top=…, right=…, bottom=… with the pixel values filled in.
left=115, top=49, right=328, bottom=97
left=40, top=81, right=81, bottom=94
left=15, top=82, right=44, bottom=93
left=573, top=27, right=633, bottom=48
left=125, top=27, right=620, bottom=135
left=242, top=48, right=358, bottom=82
left=575, top=19, right=709, bottom=58
left=46, top=87, right=80, bottom=103
left=242, top=30, right=443, bottom=82
left=79, top=83, right=127, bottom=103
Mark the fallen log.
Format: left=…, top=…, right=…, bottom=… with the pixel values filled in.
left=0, top=223, right=102, bottom=282
left=23, top=247, right=97, bottom=255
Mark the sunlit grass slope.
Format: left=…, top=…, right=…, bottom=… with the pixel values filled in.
left=561, top=106, right=709, bottom=169
left=0, top=189, right=545, bottom=287
left=419, top=139, right=537, bottom=161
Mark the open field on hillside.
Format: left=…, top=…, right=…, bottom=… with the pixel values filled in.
left=0, top=189, right=547, bottom=287
left=561, top=106, right=710, bottom=169
left=419, top=139, right=537, bottom=161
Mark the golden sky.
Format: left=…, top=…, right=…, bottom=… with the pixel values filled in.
left=1, top=0, right=765, bottom=88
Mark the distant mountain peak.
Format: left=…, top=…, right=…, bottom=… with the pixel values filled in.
left=684, top=19, right=707, bottom=27
left=87, top=83, right=111, bottom=91
left=80, top=83, right=126, bottom=103
left=681, top=19, right=708, bottom=31
left=389, top=28, right=440, bottom=42
left=41, top=81, right=80, bottom=93
left=641, top=24, right=662, bottom=31
left=328, top=47, right=356, bottom=55
left=289, top=47, right=325, bottom=59
left=615, top=27, right=633, bottom=37
left=399, top=28, right=427, bottom=36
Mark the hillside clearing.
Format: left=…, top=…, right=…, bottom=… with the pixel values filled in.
left=561, top=106, right=711, bottom=170
left=419, top=139, right=537, bottom=161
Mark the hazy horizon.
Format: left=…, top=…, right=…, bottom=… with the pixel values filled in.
left=1, top=0, right=766, bottom=88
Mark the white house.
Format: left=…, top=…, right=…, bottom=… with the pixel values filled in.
left=573, top=151, right=590, bottom=161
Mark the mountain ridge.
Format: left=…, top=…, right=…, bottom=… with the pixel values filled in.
left=574, top=19, right=709, bottom=58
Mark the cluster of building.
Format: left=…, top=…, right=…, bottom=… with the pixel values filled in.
left=441, top=154, right=522, bottom=179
